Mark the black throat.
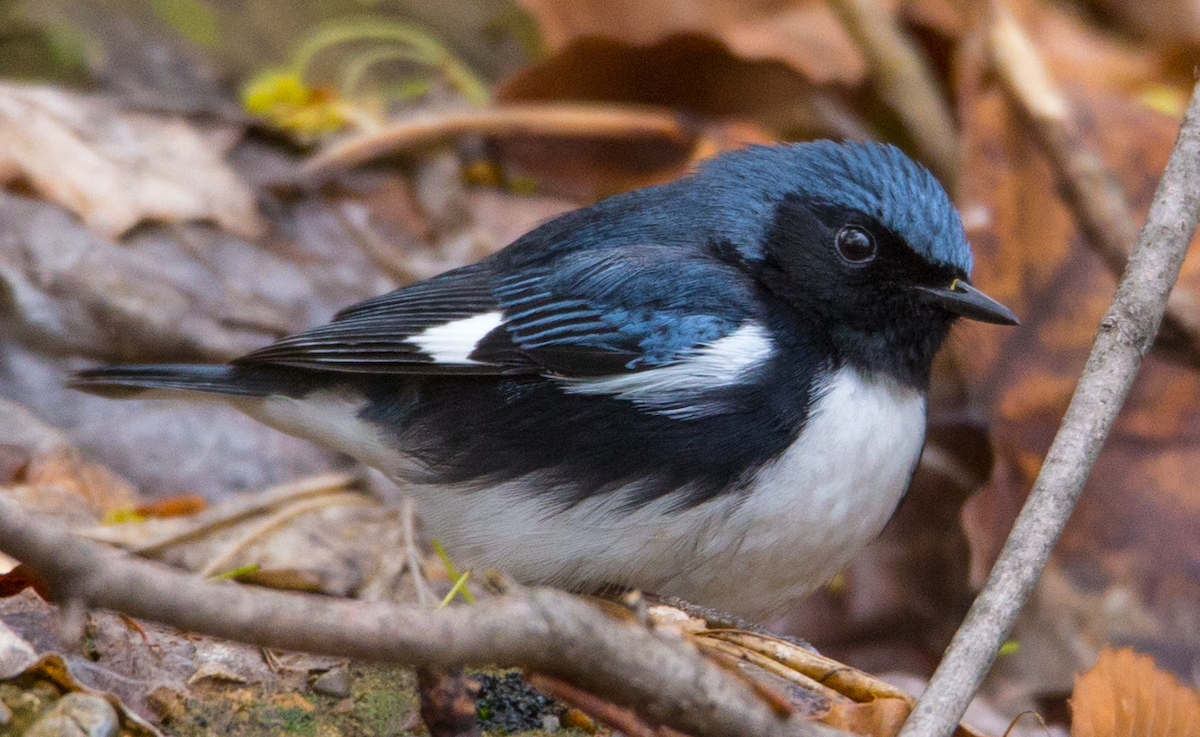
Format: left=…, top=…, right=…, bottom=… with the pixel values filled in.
left=743, top=194, right=958, bottom=392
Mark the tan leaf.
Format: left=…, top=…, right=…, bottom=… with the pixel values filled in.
left=820, top=697, right=911, bottom=736
left=1071, top=647, right=1200, bottom=737
left=0, top=83, right=261, bottom=239
left=22, top=445, right=139, bottom=515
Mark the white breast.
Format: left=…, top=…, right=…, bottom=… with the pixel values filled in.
left=233, top=366, right=926, bottom=622
left=400, top=366, right=926, bottom=620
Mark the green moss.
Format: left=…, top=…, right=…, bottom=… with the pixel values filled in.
left=274, top=705, right=316, bottom=734
left=350, top=665, right=418, bottom=734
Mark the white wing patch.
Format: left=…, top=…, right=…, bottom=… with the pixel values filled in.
left=559, top=322, right=774, bottom=418
left=405, top=311, right=504, bottom=364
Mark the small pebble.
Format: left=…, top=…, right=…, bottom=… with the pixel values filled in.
left=332, top=697, right=355, bottom=714
left=312, top=667, right=350, bottom=698
left=0, top=699, right=12, bottom=725
left=542, top=714, right=561, bottom=732
left=24, top=693, right=118, bottom=737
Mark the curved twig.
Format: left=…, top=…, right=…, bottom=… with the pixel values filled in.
left=0, top=498, right=842, bottom=737
left=302, top=103, right=692, bottom=178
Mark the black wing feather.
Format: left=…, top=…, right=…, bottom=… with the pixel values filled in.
left=233, top=245, right=757, bottom=378
left=235, top=264, right=525, bottom=374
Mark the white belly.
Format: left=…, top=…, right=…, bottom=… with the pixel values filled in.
left=236, top=366, right=927, bottom=621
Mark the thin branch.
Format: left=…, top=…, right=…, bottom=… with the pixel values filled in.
left=302, top=103, right=692, bottom=178
left=0, top=498, right=842, bottom=737
left=899, top=78, right=1200, bottom=737
left=988, top=3, right=1200, bottom=368
left=828, top=0, right=960, bottom=187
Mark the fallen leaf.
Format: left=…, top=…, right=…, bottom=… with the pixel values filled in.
left=0, top=565, right=52, bottom=602
left=0, top=407, right=140, bottom=523
left=134, top=495, right=208, bottom=519
left=145, top=685, right=188, bottom=722
left=1088, top=0, right=1200, bottom=48
left=187, top=661, right=251, bottom=686
left=513, top=0, right=865, bottom=84
left=22, top=446, right=139, bottom=515
left=269, top=692, right=315, bottom=712
left=0, top=444, right=29, bottom=484
left=1071, top=647, right=1200, bottom=737
left=0, top=83, right=261, bottom=238
left=956, top=27, right=1200, bottom=701
left=494, top=35, right=824, bottom=197
left=820, top=697, right=912, bottom=736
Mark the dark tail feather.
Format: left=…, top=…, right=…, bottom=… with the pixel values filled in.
left=68, top=364, right=290, bottom=399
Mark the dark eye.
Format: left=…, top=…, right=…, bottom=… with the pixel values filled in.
left=835, top=225, right=876, bottom=263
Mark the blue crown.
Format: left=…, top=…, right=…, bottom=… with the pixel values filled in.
left=695, top=141, right=972, bottom=273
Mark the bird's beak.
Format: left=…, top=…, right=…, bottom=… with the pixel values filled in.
left=916, top=279, right=1020, bottom=325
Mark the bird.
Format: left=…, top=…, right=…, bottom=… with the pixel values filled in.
left=70, top=141, right=1018, bottom=621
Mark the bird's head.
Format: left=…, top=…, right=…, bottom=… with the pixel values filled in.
left=696, top=141, right=1017, bottom=384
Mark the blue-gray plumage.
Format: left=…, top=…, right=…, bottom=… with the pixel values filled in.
left=70, top=141, right=1017, bottom=620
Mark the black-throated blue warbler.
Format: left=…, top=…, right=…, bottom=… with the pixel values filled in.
left=71, top=141, right=1017, bottom=620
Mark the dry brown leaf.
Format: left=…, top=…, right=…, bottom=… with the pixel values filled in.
left=0, top=190, right=375, bottom=365
left=1071, top=647, right=1200, bottom=737
left=1089, top=0, right=1200, bottom=48
left=269, top=692, right=316, bottom=712
left=956, top=15, right=1200, bottom=700
left=0, top=403, right=140, bottom=521
left=0, top=83, right=261, bottom=239
left=514, top=0, right=865, bottom=85
left=959, top=84, right=1200, bottom=589
left=80, top=474, right=419, bottom=599
left=499, top=34, right=812, bottom=120
left=22, top=446, right=139, bottom=514
left=0, top=565, right=52, bottom=602
left=820, top=697, right=912, bottom=736
left=494, top=35, right=815, bottom=197
left=689, top=625, right=996, bottom=735
left=134, top=495, right=208, bottom=519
